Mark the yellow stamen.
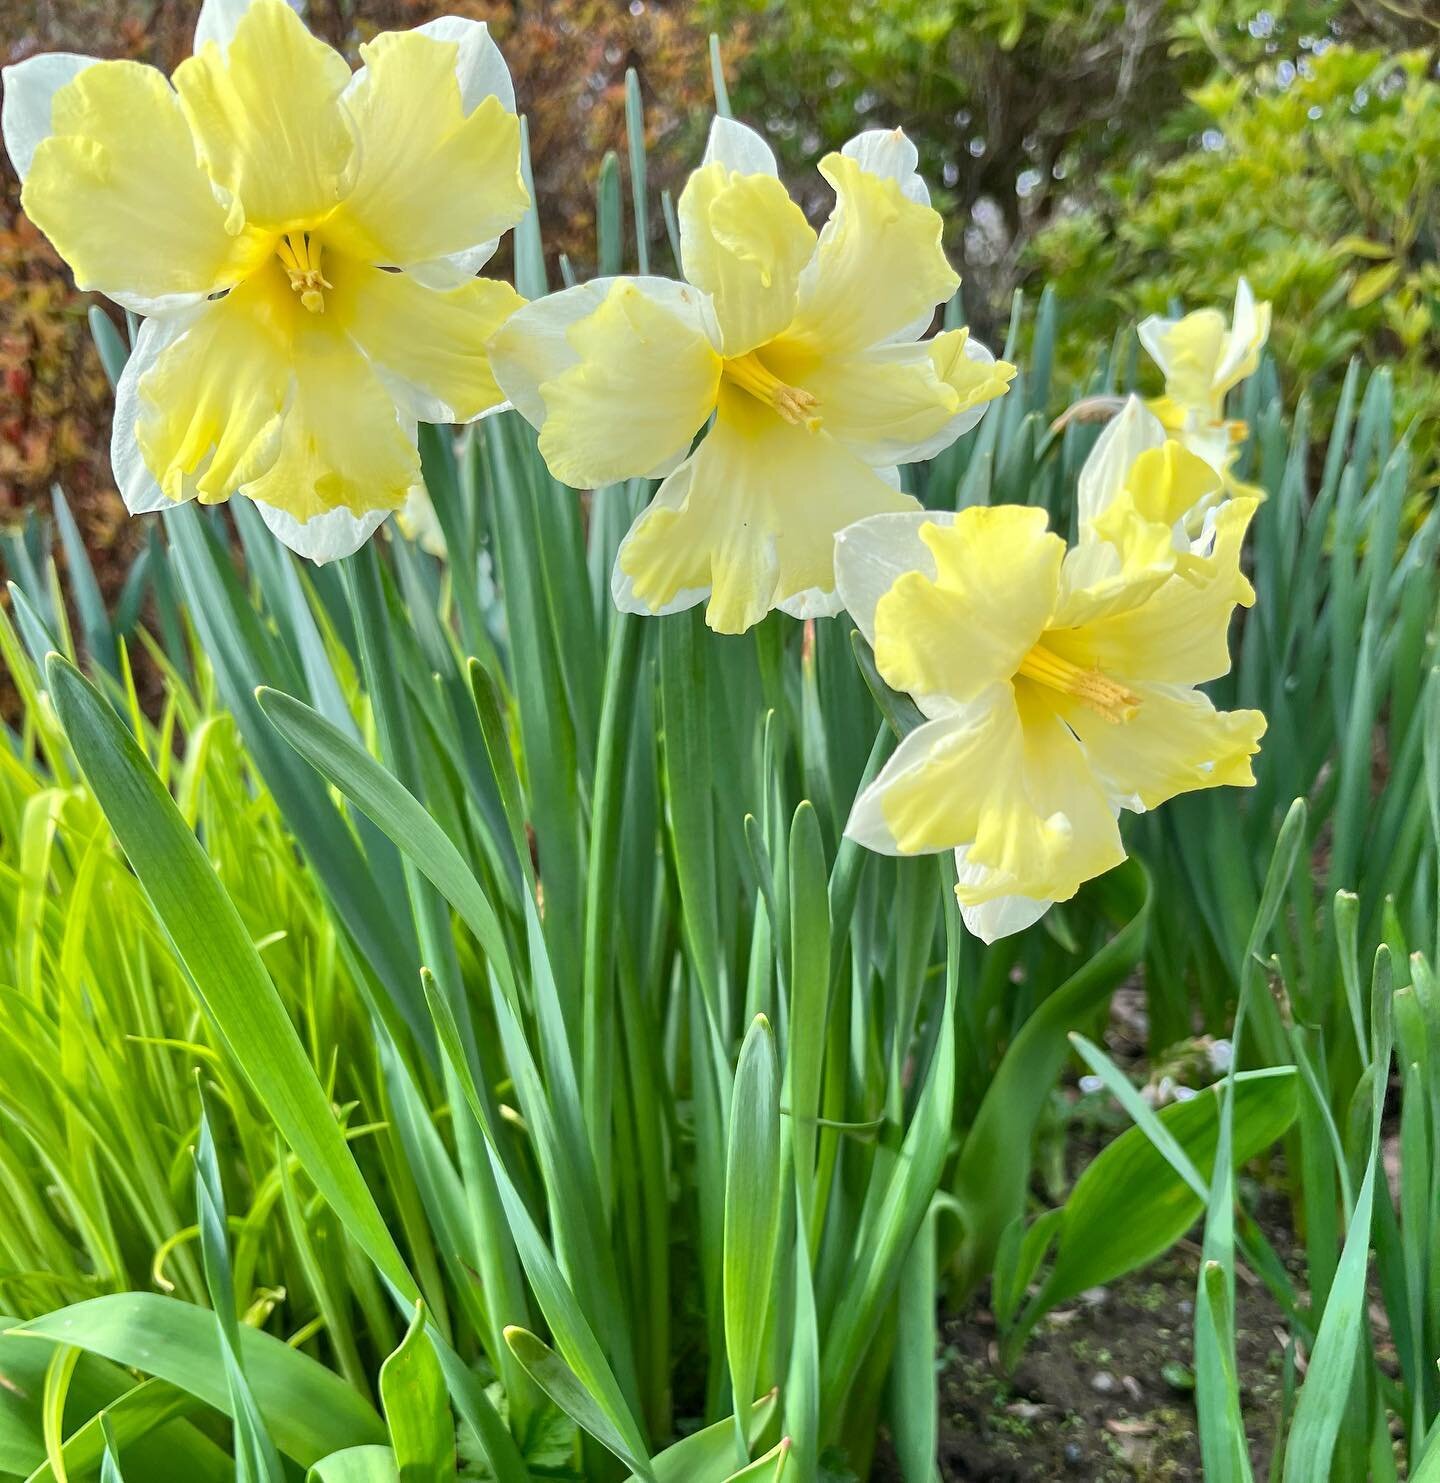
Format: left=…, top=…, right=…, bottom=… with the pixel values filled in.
left=724, top=350, right=821, bottom=430
left=1018, top=641, right=1139, bottom=724
left=278, top=231, right=331, bottom=314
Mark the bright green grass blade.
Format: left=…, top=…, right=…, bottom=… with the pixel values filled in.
left=11, top=1295, right=385, bottom=1466
left=44, top=656, right=416, bottom=1304
left=22, top=1379, right=230, bottom=1483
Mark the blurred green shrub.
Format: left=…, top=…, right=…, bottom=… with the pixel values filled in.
left=1030, top=43, right=1440, bottom=479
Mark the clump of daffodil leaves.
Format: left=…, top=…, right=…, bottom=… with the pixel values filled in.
left=1, top=1, right=1271, bottom=941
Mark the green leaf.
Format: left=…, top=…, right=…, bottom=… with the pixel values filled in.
left=380, top=1307, right=456, bottom=1483
left=45, top=655, right=416, bottom=1304
left=503, top=1328, right=651, bottom=1480
left=626, top=1393, right=779, bottom=1483
left=10, top=1296, right=385, bottom=1466
left=308, top=1448, right=402, bottom=1483
left=725, top=1015, right=784, bottom=1462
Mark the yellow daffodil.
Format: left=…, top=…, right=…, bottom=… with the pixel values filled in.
left=1139, top=277, right=1271, bottom=494
left=835, top=495, right=1265, bottom=941
left=3, top=0, right=528, bottom=561
left=1075, top=394, right=1230, bottom=555
left=489, top=118, right=1015, bottom=633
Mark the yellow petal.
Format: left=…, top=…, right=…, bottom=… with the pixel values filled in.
left=872, top=507, right=1062, bottom=704
left=135, top=261, right=296, bottom=503
left=1055, top=498, right=1258, bottom=687
left=534, top=280, right=722, bottom=488
left=787, top=152, right=959, bottom=354
left=770, top=328, right=1014, bottom=466
left=678, top=161, right=816, bottom=357
left=1141, top=307, right=1228, bottom=416
left=174, top=0, right=354, bottom=230
left=961, top=685, right=1126, bottom=904
left=244, top=314, right=420, bottom=521
left=22, top=60, right=268, bottom=308
left=616, top=382, right=914, bottom=633
left=326, top=28, right=527, bottom=268
left=1058, top=682, right=1265, bottom=812
left=330, top=257, right=523, bottom=423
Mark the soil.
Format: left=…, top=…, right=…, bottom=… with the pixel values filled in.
left=925, top=1249, right=1287, bottom=1481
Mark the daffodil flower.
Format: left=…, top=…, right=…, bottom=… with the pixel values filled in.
left=1139, top=277, right=1271, bottom=492
left=1073, top=394, right=1229, bottom=557
left=489, top=117, right=1014, bottom=633
left=835, top=497, right=1265, bottom=942
left=3, top=0, right=528, bottom=561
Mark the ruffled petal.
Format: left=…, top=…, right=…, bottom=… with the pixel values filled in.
left=2, top=52, right=96, bottom=181
left=1075, top=396, right=1166, bottom=532
left=242, top=315, right=421, bottom=523
left=489, top=276, right=712, bottom=435
left=845, top=706, right=997, bottom=854
left=954, top=855, right=1052, bottom=944
left=834, top=508, right=948, bottom=649
left=773, top=328, right=1013, bottom=467
left=21, top=59, right=269, bottom=313
left=1057, top=497, right=1258, bottom=687
left=134, top=262, right=296, bottom=504
left=330, top=257, right=523, bottom=423
left=678, top=161, right=816, bottom=357
left=1059, top=682, right=1265, bottom=814
left=962, top=685, right=1126, bottom=905
left=615, top=382, right=915, bottom=633
left=518, top=279, right=721, bottom=489
left=174, top=0, right=355, bottom=231
left=871, top=506, right=1063, bottom=706
left=326, top=25, right=526, bottom=270
left=787, top=151, right=958, bottom=355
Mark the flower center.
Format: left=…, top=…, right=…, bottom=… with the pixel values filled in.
left=723, top=350, right=821, bottom=430
left=1017, top=641, right=1139, bottom=724
left=276, top=231, right=331, bottom=314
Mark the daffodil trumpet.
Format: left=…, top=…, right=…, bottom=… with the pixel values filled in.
left=835, top=456, right=1265, bottom=942
left=3, top=0, right=529, bottom=561
left=489, top=116, right=1016, bottom=634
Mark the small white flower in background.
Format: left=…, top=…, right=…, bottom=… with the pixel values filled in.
left=3, top=0, right=528, bottom=563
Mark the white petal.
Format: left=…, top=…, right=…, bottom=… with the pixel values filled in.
left=194, top=0, right=303, bottom=54
left=1211, top=275, right=1269, bottom=393
left=1, top=53, right=98, bottom=182
left=954, top=850, right=1052, bottom=942
left=1075, top=395, right=1166, bottom=530
left=112, top=313, right=198, bottom=514
left=702, top=115, right=778, bottom=176
left=832, top=508, right=955, bottom=648
left=1136, top=313, right=1178, bottom=383
left=609, top=456, right=713, bottom=618
left=412, top=16, right=514, bottom=110
left=840, top=126, right=928, bottom=205
left=490, top=275, right=714, bottom=436
left=777, top=585, right=846, bottom=620
left=253, top=500, right=392, bottom=564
